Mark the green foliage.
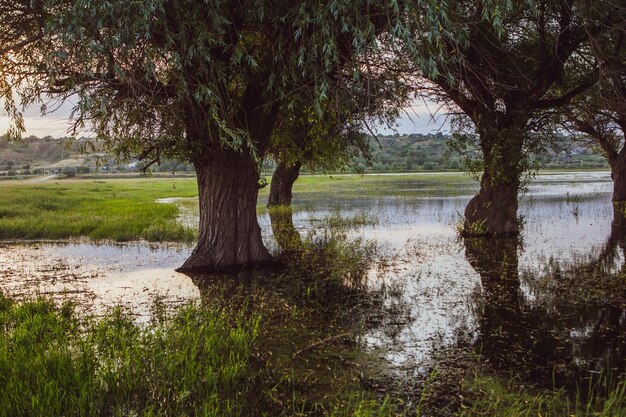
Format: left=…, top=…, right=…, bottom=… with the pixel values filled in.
left=561, top=2, right=626, bottom=169
left=2, top=0, right=408, bottom=163
left=270, top=103, right=373, bottom=174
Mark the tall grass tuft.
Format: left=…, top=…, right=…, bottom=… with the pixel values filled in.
left=0, top=294, right=259, bottom=417
left=456, top=372, right=626, bottom=417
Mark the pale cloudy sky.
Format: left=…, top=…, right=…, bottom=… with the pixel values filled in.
left=0, top=100, right=450, bottom=138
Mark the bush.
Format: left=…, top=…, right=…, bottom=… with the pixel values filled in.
left=423, top=161, right=436, bottom=170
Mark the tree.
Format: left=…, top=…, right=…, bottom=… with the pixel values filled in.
left=406, top=0, right=599, bottom=236
left=267, top=108, right=368, bottom=208
left=1, top=0, right=398, bottom=272
left=266, top=26, right=410, bottom=210
left=265, top=65, right=408, bottom=254
left=564, top=2, right=626, bottom=208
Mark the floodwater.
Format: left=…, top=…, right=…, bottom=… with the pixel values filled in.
left=1, top=171, right=624, bottom=390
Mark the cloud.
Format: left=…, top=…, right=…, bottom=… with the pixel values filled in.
left=2, top=99, right=452, bottom=138
left=0, top=116, right=74, bottom=138
left=375, top=100, right=451, bottom=135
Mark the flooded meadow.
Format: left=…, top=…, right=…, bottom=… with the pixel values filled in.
left=1, top=171, right=625, bottom=414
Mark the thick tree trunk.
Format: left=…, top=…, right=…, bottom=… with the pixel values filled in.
left=609, top=156, right=626, bottom=265
left=267, top=161, right=303, bottom=251
left=177, top=149, right=271, bottom=273
left=463, top=171, right=521, bottom=236
left=462, top=125, right=525, bottom=237
left=267, top=161, right=302, bottom=207
left=176, top=77, right=279, bottom=273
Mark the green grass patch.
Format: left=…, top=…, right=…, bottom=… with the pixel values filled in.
left=0, top=287, right=396, bottom=417
left=0, top=294, right=259, bottom=417
left=456, top=372, right=626, bottom=417
left=0, top=173, right=476, bottom=242
left=290, top=172, right=476, bottom=198
left=0, top=178, right=197, bottom=242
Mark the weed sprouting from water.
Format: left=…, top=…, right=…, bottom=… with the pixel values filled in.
left=309, top=210, right=379, bottom=231
left=454, top=370, right=626, bottom=417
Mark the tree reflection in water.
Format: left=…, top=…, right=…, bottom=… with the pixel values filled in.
left=465, top=226, right=626, bottom=393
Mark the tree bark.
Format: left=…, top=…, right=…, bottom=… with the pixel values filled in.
left=177, top=149, right=272, bottom=273
left=267, top=160, right=302, bottom=207
left=463, top=170, right=521, bottom=236
left=610, top=154, right=626, bottom=203
left=462, top=125, right=525, bottom=237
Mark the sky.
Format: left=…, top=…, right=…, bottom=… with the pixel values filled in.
left=0, top=100, right=450, bottom=138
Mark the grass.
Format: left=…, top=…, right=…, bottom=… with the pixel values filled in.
left=0, top=178, right=198, bottom=242
left=309, top=210, right=379, bottom=230
left=0, top=290, right=397, bottom=417
left=456, top=372, right=626, bottom=417
left=4, top=284, right=623, bottom=417
left=409, top=350, right=626, bottom=417
left=0, top=228, right=401, bottom=416
left=0, top=293, right=259, bottom=417
left=290, top=172, right=476, bottom=198
left=1, top=172, right=624, bottom=416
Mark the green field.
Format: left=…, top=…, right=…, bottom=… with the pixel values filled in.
left=0, top=178, right=198, bottom=242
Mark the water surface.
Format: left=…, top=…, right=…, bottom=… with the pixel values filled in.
left=1, top=171, right=624, bottom=386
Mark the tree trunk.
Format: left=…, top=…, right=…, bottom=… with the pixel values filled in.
left=267, top=161, right=302, bottom=207
left=269, top=205, right=302, bottom=252
left=463, top=125, right=525, bottom=237
left=610, top=155, right=626, bottom=203
left=463, top=170, right=521, bottom=236
left=177, top=149, right=271, bottom=273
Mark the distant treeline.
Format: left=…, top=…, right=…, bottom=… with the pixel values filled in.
left=1, top=133, right=608, bottom=177
left=354, top=133, right=608, bottom=173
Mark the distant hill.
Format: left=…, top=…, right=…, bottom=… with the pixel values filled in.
left=0, top=136, right=108, bottom=174
left=1, top=133, right=609, bottom=176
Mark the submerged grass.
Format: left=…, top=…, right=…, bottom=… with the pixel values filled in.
left=309, top=210, right=379, bottom=230
left=408, top=349, right=626, bottom=417
left=456, top=372, right=626, bottom=417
